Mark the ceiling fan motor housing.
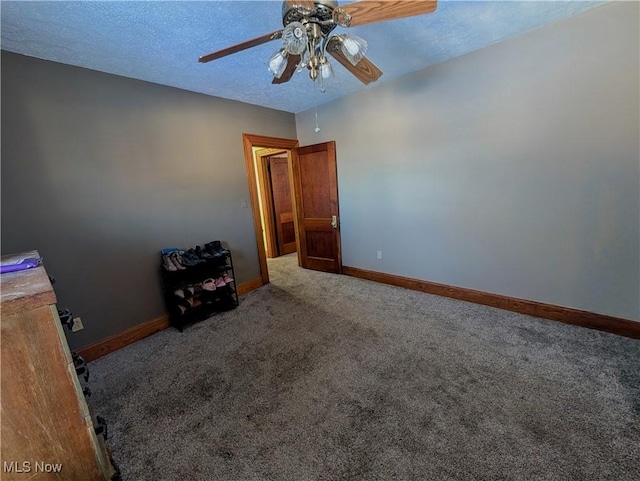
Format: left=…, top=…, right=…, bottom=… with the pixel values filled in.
left=282, top=0, right=339, bottom=36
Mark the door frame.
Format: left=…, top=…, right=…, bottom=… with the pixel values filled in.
left=255, top=148, right=287, bottom=259
left=242, top=134, right=299, bottom=285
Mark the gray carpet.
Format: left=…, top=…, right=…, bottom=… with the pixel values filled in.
left=89, top=254, right=640, bottom=480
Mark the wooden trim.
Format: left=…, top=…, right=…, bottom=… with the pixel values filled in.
left=328, top=141, right=342, bottom=274
left=256, top=148, right=287, bottom=259
left=288, top=147, right=303, bottom=268
left=242, top=134, right=300, bottom=286
left=256, top=151, right=279, bottom=258
left=237, top=276, right=264, bottom=296
left=78, top=277, right=265, bottom=361
left=342, top=266, right=640, bottom=340
left=77, top=314, right=170, bottom=362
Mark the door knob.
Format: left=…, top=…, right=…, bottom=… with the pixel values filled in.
left=331, top=215, right=338, bottom=228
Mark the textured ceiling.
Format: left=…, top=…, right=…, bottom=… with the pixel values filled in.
left=1, top=0, right=607, bottom=113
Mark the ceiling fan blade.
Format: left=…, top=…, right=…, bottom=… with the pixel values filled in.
left=340, top=0, right=437, bottom=27
left=272, top=54, right=302, bottom=84
left=199, top=30, right=284, bottom=63
left=327, top=40, right=382, bottom=84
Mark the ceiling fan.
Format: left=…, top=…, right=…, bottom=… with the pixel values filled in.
left=199, top=0, right=438, bottom=87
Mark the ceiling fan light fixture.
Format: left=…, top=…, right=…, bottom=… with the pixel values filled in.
left=268, top=49, right=288, bottom=79
left=200, top=0, right=441, bottom=88
left=319, top=58, right=334, bottom=81
left=340, top=34, right=368, bottom=66
left=282, top=21, right=308, bottom=55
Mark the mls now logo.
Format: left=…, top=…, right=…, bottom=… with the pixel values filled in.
left=3, top=461, right=63, bottom=473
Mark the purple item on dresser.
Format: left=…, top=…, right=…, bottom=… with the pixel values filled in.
left=0, top=257, right=42, bottom=274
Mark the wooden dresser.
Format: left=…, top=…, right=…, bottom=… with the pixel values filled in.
left=1, top=251, right=115, bottom=480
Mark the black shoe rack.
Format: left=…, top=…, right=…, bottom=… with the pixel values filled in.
left=160, top=242, right=239, bottom=331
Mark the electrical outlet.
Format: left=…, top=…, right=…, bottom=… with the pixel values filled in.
left=241, top=198, right=248, bottom=208
left=71, top=317, right=84, bottom=332
left=377, top=250, right=383, bottom=260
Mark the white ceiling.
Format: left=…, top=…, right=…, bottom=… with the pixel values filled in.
left=0, top=0, right=608, bottom=113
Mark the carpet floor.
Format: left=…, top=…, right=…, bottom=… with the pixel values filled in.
left=89, top=254, right=640, bottom=480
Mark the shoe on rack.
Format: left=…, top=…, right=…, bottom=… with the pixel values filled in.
left=177, top=295, right=200, bottom=309
left=195, top=245, right=213, bottom=260
left=181, top=249, right=204, bottom=266
left=209, top=240, right=230, bottom=256
left=201, top=278, right=217, bottom=291
left=162, top=254, right=177, bottom=271
left=200, top=289, right=217, bottom=304
left=214, top=277, right=226, bottom=288
left=174, top=286, right=195, bottom=299
left=170, top=252, right=186, bottom=270
left=222, top=274, right=234, bottom=284
left=204, top=242, right=224, bottom=259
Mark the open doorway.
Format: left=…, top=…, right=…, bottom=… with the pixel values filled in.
left=243, top=134, right=343, bottom=287
left=255, top=148, right=297, bottom=259
left=242, top=134, right=300, bottom=285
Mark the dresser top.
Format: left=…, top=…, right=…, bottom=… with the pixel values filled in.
left=1, top=250, right=57, bottom=317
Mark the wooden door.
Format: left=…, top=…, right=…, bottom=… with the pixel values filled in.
left=269, top=156, right=297, bottom=256
left=291, top=141, right=342, bottom=273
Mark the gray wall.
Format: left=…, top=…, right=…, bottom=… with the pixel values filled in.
left=296, top=2, right=639, bottom=321
left=1, top=52, right=297, bottom=349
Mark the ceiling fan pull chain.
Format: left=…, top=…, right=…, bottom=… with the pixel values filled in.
left=313, top=81, right=320, bottom=133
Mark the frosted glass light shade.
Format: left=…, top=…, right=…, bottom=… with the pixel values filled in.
left=282, top=21, right=308, bottom=55
left=319, top=59, right=334, bottom=81
left=340, top=34, right=368, bottom=66
left=268, top=50, right=288, bottom=78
